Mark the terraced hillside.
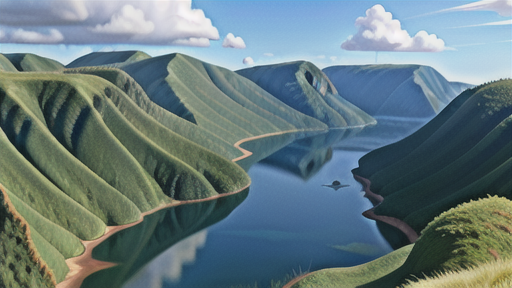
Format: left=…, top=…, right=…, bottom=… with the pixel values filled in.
left=237, top=61, right=375, bottom=127
left=323, top=65, right=473, bottom=118
left=352, top=79, right=512, bottom=247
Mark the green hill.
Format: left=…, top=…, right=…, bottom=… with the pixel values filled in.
left=237, top=61, right=376, bottom=127
left=352, top=79, right=512, bottom=246
left=0, top=67, right=252, bottom=283
left=121, top=53, right=335, bottom=146
left=0, top=50, right=375, bottom=286
left=3, top=53, right=64, bottom=72
left=0, top=54, right=18, bottom=72
left=289, top=196, right=512, bottom=288
left=66, top=51, right=151, bottom=68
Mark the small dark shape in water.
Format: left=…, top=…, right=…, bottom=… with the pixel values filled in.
left=322, top=181, right=349, bottom=191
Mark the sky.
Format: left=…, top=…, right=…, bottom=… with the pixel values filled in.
left=0, top=0, right=510, bottom=85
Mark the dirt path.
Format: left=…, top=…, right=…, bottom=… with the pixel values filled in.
left=353, top=174, right=418, bottom=243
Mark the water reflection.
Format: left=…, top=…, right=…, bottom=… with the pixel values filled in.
left=81, top=189, right=248, bottom=288
left=260, top=129, right=358, bottom=180
left=81, top=118, right=431, bottom=288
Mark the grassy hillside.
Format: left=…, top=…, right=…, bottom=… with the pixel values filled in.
left=0, top=66, right=254, bottom=283
left=237, top=61, right=376, bottom=128
left=3, top=53, right=64, bottom=72
left=352, top=79, right=512, bottom=244
left=0, top=50, right=376, bottom=286
left=289, top=196, right=512, bottom=288
left=323, top=64, right=473, bottom=117
left=66, top=51, right=151, bottom=68
left=121, top=54, right=334, bottom=146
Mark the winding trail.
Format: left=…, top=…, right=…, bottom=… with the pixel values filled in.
left=353, top=174, right=418, bottom=243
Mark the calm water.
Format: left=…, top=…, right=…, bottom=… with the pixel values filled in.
left=83, top=117, right=428, bottom=288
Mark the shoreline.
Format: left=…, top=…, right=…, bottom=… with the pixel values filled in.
left=56, top=124, right=372, bottom=287
left=283, top=173, right=419, bottom=288
left=352, top=174, right=418, bottom=243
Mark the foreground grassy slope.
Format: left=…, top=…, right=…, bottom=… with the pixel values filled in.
left=290, top=196, right=512, bottom=288
left=237, top=61, right=376, bottom=128
left=0, top=184, right=57, bottom=288
left=353, top=79, right=512, bottom=240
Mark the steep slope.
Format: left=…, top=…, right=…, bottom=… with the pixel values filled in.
left=121, top=53, right=332, bottom=145
left=0, top=54, right=18, bottom=72
left=323, top=65, right=473, bottom=117
left=0, top=69, right=251, bottom=283
left=237, top=61, right=375, bottom=128
left=352, top=79, right=512, bottom=246
left=66, top=51, right=151, bottom=68
left=3, top=53, right=64, bottom=72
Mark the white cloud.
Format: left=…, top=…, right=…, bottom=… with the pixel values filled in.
left=316, top=55, right=326, bottom=59
left=123, top=230, right=208, bottom=288
left=341, top=5, right=446, bottom=52
left=263, top=53, right=274, bottom=57
left=222, top=33, right=246, bottom=49
left=10, top=28, right=64, bottom=44
left=451, top=19, right=512, bottom=28
left=90, top=5, right=154, bottom=35
left=243, top=56, right=254, bottom=65
left=438, top=0, right=512, bottom=17
left=0, top=0, right=219, bottom=46
left=330, top=56, right=338, bottom=62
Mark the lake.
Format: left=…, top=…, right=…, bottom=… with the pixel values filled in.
left=81, top=117, right=429, bottom=288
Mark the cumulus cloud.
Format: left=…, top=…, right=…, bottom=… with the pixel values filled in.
left=222, top=33, right=246, bottom=49
left=10, top=28, right=64, bottom=44
left=341, top=5, right=446, bottom=52
left=243, top=56, right=254, bottom=65
left=437, top=0, right=512, bottom=17
left=90, top=5, right=155, bottom=35
left=0, top=0, right=219, bottom=46
left=330, top=56, right=338, bottom=62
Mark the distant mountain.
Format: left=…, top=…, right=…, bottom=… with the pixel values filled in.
left=66, top=51, right=151, bottom=68
left=352, top=79, right=512, bottom=247
left=2, top=53, right=64, bottom=72
left=237, top=61, right=376, bottom=127
left=323, top=65, right=473, bottom=118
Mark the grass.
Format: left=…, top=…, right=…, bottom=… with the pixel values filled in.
left=401, top=258, right=512, bottom=288
left=351, top=80, right=512, bottom=240
left=292, top=196, right=512, bottom=288
left=237, top=61, right=375, bottom=128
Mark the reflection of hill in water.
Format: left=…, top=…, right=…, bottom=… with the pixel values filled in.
left=259, top=129, right=362, bottom=180
left=81, top=189, right=248, bottom=288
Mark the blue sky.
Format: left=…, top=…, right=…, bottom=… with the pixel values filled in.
left=0, top=0, right=510, bottom=84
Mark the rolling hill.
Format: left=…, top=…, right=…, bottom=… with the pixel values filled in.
left=66, top=51, right=152, bottom=68
left=3, top=53, right=65, bottom=72
left=353, top=79, right=512, bottom=247
left=237, top=61, right=376, bottom=128
left=323, top=65, right=473, bottom=118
